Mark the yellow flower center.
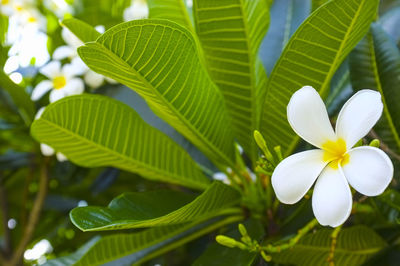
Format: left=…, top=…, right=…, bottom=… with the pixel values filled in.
left=15, top=5, right=23, bottom=12
left=2, top=0, right=9, bottom=5
left=53, top=76, right=66, bottom=90
left=322, top=138, right=350, bottom=169
left=28, top=16, right=37, bottom=23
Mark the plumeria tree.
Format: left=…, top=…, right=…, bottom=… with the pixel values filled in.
left=1, top=0, right=400, bottom=265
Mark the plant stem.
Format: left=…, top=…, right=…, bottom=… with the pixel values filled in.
left=262, top=219, right=318, bottom=253
left=327, top=226, right=342, bottom=266
left=8, top=158, right=50, bottom=266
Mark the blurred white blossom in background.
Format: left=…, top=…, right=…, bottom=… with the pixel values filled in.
left=54, top=26, right=117, bottom=89
left=31, top=60, right=84, bottom=102
left=123, top=0, right=149, bottom=21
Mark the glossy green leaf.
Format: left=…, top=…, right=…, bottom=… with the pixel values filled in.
left=61, top=18, right=101, bottom=43
left=193, top=0, right=270, bottom=162
left=377, top=189, right=400, bottom=212
left=31, top=94, right=210, bottom=190
left=260, top=0, right=378, bottom=154
left=70, top=181, right=241, bottom=231
left=272, top=226, right=387, bottom=266
left=148, top=0, right=194, bottom=32
left=0, top=71, right=35, bottom=125
left=46, top=216, right=242, bottom=266
left=78, top=19, right=236, bottom=167
left=349, top=23, right=400, bottom=152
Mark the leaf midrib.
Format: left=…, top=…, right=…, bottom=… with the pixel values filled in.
left=38, top=117, right=208, bottom=189
left=238, top=0, right=260, bottom=161
left=93, top=26, right=235, bottom=167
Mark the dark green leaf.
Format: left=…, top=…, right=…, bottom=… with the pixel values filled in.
left=70, top=181, right=241, bottom=231
left=349, top=23, right=400, bottom=152
left=46, top=216, right=242, bottom=266
left=272, top=226, right=387, bottom=266
left=0, top=71, right=35, bottom=125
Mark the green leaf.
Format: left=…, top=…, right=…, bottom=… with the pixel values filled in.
left=78, top=19, right=236, bottom=167
left=272, top=226, right=387, bottom=266
left=0, top=13, right=8, bottom=44
left=349, top=23, right=400, bottom=152
left=70, top=181, right=241, bottom=231
left=148, top=0, right=194, bottom=32
left=30, top=94, right=210, bottom=190
left=61, top=18, right=101, bottom=43
left=0, top=71, right=35, bottom=125
left=260, top=0, right=378, bottom=155
left=311, top=0, right=329, bottom=11
left=377, top=189, right=400, bottom=212
left=193, top=0, right=270, bottom=162
left=46, top=216, right=242, bottom=266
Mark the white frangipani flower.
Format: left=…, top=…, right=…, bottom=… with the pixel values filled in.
left=31, top=61, right=84, bottom=103
left=123, top=0, right=149, bottom=21
left=43, top=0, right=73, bottom=18
left=212, top=172, right=230, bottom=184
left=53, top=27, right=116, bottom=89
left=271, top=86, right=393, bottom=227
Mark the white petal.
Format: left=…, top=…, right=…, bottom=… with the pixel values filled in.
left=53, top=46, right=75, bottom=60
left=56, top=152, right=68, bottom=162
left=271, top=149, right=327, bottom=204
left=105, top=76, right=118, bottom=84
left=84, top=70, right=104, bottom=88
left=31, top=80, right=53, bottom=101
left=62, top=62, right=82, bottom=78
left=41, top=143, right=55, bottom=156
left=342, top=146, right=393, bottom=196
left=287, top=86, right=336, bottom=148
left=49, top=89, right=66, bottom=103
left=69, top=57, right=89, bottom=76
left=63, top=78, right=84, bottom=95
left=335, top=90, right=383, bottom=149
left=35, top=107, right=46, bottom=120
left=61, top=27, right=83, bottom=48
left=39, top=61, right=61, bottom=78
left=312, top=167, right=352, bottom=227
left=95, top=25, right=105, bottom=34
